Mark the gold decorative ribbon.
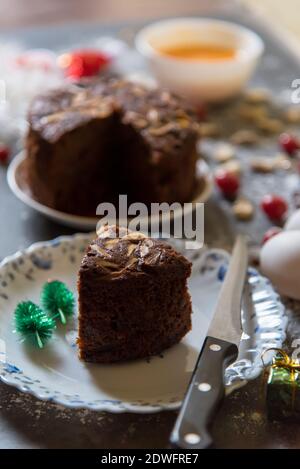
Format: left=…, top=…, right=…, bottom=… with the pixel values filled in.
left=262, top=348, right=300, bottom=410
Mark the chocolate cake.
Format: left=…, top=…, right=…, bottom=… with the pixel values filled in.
left=77, top=225, right=192, bottom=363
left=25, top=78, right=198, bottom=215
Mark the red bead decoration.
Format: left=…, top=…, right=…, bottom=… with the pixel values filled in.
left=262, top=226, right=282, bottom=245
left=278, top=133, right=300, bottom=156
left=215, top=170, right=240, bottom=199
left=260, top=194, right=288, bottom=221
left=0, top=144, right=10, bottom=165
left=58, top=49, right=111, bottom=80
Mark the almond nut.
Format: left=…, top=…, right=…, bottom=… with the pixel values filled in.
left=213, top=143, right=235, bottom=163
left=230, top=129, right=259, bottom=145
left=233, top=198, right=254, bottom=221
left=250, top=157, right=274, bottom=173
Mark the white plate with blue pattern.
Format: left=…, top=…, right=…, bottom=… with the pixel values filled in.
left=0, top=233, right=287, bottom=413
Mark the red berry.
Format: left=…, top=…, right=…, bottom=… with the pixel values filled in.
left=262, top=226, right=282, bottom=245
left=215, top=170, right=240, bottom=199
left=278, top=133, right=300, bottom=156
left=260, top=194, right=288, bottom=221
left=58, top=49, right=111, bottom=80
left=0, top=144, right=10, bottom=164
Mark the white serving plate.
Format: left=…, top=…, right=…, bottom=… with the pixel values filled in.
left=0, top=233, right=286, bottom=413
left=7, top=152, right=213, bottom=231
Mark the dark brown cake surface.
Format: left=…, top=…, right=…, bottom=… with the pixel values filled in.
left=77, top=225, right=192, bottom=363
left=25, top=78, right=198, bottom=215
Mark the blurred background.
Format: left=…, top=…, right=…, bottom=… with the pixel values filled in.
left=0, top=0, right=299, bottom=45
left=1, top=0, right=300, bottom=452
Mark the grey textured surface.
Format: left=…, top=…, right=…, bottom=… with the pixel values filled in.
left=1, top=8, right=300, bottom=448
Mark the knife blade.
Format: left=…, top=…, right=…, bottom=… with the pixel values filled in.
left=170, top=235, right=248, bottom=450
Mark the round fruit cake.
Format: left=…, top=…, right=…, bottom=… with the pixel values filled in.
left=25, top=77, right=199, bottom=215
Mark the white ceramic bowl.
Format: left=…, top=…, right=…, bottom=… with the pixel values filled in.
left=135, top=18, right=264, bottom=103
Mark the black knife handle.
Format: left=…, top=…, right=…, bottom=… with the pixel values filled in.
left=170, top=336, right=238, bottom=449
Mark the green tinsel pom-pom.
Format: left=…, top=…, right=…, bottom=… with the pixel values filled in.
left=15, top=301, right=56, bottom=348
left=41, top=280, right=75, bottom=325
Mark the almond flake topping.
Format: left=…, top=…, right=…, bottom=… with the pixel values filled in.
left=148, top=122, right=178, bottom=136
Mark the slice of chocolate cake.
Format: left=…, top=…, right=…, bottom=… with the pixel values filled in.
left=77, top=226, right=192, bottom=363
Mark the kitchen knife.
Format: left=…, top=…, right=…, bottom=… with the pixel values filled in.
left=170, top=235, right=248, bottom=449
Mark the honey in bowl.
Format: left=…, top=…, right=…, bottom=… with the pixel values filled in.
left=157, top=43, right=236, bottom=61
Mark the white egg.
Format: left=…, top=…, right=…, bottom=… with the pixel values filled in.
left=285, top=209, right=300, bottom=231
left=260, top=230, right=300, bottom=300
